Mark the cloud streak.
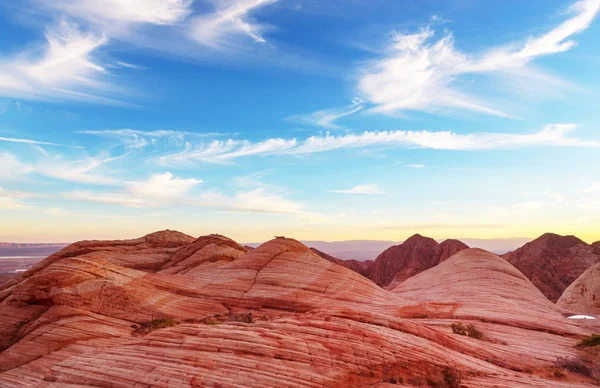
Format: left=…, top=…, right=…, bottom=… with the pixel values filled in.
left=0, top=136, right=65, bottom=146
left=0, top=21, right=130, bottom=104
left=328, top=184, right=385, bottom=195
left=39, top=0, right=193, bottom=26
left=158, top=124, right=600, bottom=164
left=357, top=0, right=600, bottom=117
left=188, top=0, right=278, bottom=48
left=287, top=98, right=365, bottom=129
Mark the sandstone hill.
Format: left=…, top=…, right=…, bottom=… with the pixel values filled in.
left=557, top=262, right=600, bottom=315
left=0, top=231, right=599, bottom=387
left=502, top=233, right=600, bottom=302
left=365, top=234, right=469, bottom=288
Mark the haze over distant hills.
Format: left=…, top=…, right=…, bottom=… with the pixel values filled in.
left=245, top=236, right=532, bottom=260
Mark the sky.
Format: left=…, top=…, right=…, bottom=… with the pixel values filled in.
left=0, top=0, right=599, bottom=244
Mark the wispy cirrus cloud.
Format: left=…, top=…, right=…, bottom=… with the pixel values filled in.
left=287, top=98, right=365, bottom=129
left=0, top=136, right=65, bottom=146
left=328, top=184, right=385, bottom=195
left=0, top=21, right=131, bottom=104
left=583, top=182, right=600, bottom=193
left=515, top=191, right=564, bottom=211
left=78, top=129, right=229, bottom=149
left=188, top=0, right=278, bottom=48
left=62, top=171, right=311, bottom=216
left=406, top=164, right=425, bottom=168
left=0, top=187, right=34, bottom=210
left=37, top=0, right=193, bottom=26
left=357, top=0, right=600, bottom=118
left=2, top=150, right=122, bottom=185
left=158, top=124, right=600, bottom=164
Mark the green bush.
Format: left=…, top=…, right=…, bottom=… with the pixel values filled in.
left=577, top=334, right=600, bottom=348
left=151, top=318, right=176, bottom=329
left=451, top=322, right=483, bottom=339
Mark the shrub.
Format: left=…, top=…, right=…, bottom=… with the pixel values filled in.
left=442, top=368, right=461, bottom=388
left=231, top=312, right=254, bottom=324
left=554, top=356, right=592, bottom=377
left=451, top=322, right=483, bottom=340
left=451, top=322, right=467, bottom=335
left=465, top=324, right=483, bottom=340
left=424, top=368, right=462, bottom=388
left=552, top=368, right=566, bottom=378
left=151, top=318, right=176, bottom=330
left=577, top=334, right=600, bottom=348
left=388, top=377, right=397, bottom=384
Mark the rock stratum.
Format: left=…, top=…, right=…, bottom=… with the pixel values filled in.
left=502, top=233, right=600, bottom=302
left=1, top=230, right=599, bottom=387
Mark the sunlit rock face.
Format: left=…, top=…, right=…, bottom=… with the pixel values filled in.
left=1, top=232, right=599, bottom=387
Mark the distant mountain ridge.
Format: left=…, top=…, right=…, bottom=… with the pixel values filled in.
left=502, top=233, right=600, bottom=302
left=0, top=243, right=68, bottom=249
left=365, top=234, right=469, bottom=288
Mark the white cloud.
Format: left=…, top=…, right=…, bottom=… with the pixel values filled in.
left=125, top=172, right=202, bottom=198
left=38, top=0, right=193, bottom=25
left=0, top=153, right=33, bottom=178
left=328, top=184, right=385, bottom=195
left=78, top=129, right=228, bottom=149
left=406, top=164, right=425, bottom=168
left=515, top=191, right=564, bottom=211
left=0, top=136, right=65, bottom=146
left=357, top=0, right=600, bottom=117
left=62, top=175, right=309, bottom=215
left=287, top=98, right=365, bottom=129
left=159, top=124, right=600, bottom=164
left=36, top=154, right=122, bottom=185
left=188, top=0, right=278, bottom=48
left=584, top=182, right=600, bottom=193
left=0, top=187, right=34, bottom=210
left=0, top=21, right=129, bottom=104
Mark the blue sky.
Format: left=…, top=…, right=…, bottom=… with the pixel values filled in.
left=0, top=0, right=599, bottom=243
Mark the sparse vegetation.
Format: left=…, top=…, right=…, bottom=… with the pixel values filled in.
left=552, top=368, right=566, bottom=378
left=555, top=356, right=592, bottom=377
left=151, top=317, right=176, bottom=329
left=451, top=322, right=484, bottom=339
left=231, top=312, right=254, bottom=323
left=131, top=317, right=177, bottom=336
left=577, top=334, right=600, bottom=348
left=423, top=368, right=462, bottom=388
left=442, top=368, right=461, bottom=388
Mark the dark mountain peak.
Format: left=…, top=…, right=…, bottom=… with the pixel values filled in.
left=437, top=239, right=470, bottom=263
left=503, top=233, right=600, bottom=302
left=534, top=232, right=585, bottom=246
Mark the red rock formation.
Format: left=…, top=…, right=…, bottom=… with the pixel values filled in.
left=366, top=234, right=469, bottom=288
left=557, top=262, right=600, bottom=315
left=502, top=233, right=600, bottom=302
left=309, top=247, right=370, bottom=276
left=1, top=232, right=599, bottom=387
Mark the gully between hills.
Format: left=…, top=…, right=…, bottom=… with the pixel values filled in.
left=0, top=230, right=599, bottom=387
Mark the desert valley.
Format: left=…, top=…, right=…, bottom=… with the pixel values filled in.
left=0, top=231, right=599, bottom=387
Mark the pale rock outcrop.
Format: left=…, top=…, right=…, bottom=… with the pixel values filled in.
left=557, top=262, right=600, bottom=315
